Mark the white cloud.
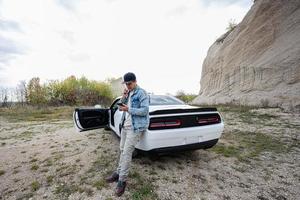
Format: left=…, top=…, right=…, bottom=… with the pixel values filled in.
left=0, top=0, right=252, bottom=94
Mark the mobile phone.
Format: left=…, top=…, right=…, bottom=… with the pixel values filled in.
left=117, top=102, right=124, bottom=106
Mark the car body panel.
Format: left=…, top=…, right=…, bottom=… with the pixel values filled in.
left=135, top=121, right=224, bottom=151
left=73, top=108, right=109, bottom=132
left=73, top=95, right=224, bottom=152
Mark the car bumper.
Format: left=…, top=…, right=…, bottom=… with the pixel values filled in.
left=145, top=138, right=219, bottom=153
left=135, top=122, right=224, bottom=151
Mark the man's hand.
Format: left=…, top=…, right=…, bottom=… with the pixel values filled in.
left=119, top=104, right=129, bottom=112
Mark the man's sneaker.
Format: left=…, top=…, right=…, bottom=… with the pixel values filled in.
left=105, top=172, right=119, bottom=183
left=115, top=180, right=127, bottom=197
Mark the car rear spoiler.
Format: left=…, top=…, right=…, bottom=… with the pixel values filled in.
left=149, top=107, right=218, bottom=115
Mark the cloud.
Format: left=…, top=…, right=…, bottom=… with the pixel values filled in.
left=68, top=53, right=90, bottom=62
left=0, top=19, right=22, bottom=32
left=166, top=5, right=189, bottom=17
left=55, top=0, right=81, bottom=11
left=0, top=35, right=24, bottom=67
left=57, top=30, right=76, bottom=45
left=105, top=0, right=119, bottom=3
left=200, top=0, right=252, bottom=7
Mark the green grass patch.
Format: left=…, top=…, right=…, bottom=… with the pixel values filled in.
left=0, top=170, right=5, bottom=176
left=211, top=130, right=292, bottom=162
left=56, top=165, right=77, bottom=177
left=212, top=144, right=243, bottom=159
left=31, top=181, right=40, bottom=191
left=42, top=158, right=53, bottom=167
left=46, top=175, right=54, bottom=184
left=217, top=104, right=257, bottom=113
left=87, top=154, right=115, bottom=174
left=54, top=182, right=84, bottom=199
left=219, top=105, right=279, bottom=125
left=0, top=130, right=37, bottom=141
left=30, top=158, right=38, bottom=163
left=237, top=111, right=278, bottom=125
left=20, top=131, right=35, bottom=138
left=131, top=183, right=157, bottom=200
left=129, top=171, right=158, bottom=200
left=31, top=164, right=39, bottom=171
left=93, top=179, right=108, bottom=190
left=0, top=106, right=74, bottom=122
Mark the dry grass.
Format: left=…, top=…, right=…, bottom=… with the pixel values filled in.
left=0, top=105, right=299, bottom=200
left=0, top=106, right=75, bottom=122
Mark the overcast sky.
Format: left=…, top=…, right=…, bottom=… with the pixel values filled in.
left=0, top=0, right=252, bottom=95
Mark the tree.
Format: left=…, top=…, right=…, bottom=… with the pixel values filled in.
left=26, top=77, right=47, bottom=105
left=0, top=88, right=9, bottom=107
left=15, top=80, right=27, bottom=106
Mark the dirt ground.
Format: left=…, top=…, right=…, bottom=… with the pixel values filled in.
left=0, top=106, right=299, bottom=200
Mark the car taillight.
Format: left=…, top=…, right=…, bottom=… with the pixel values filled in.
left=197, top=116, right=220, bottom=124
left=150, top=120, right=181, bottom=128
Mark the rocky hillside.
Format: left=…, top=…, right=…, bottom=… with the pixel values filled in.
left=192, top=0, right=300, bottom=111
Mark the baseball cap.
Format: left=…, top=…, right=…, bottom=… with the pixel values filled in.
left=122, top=72, right=136, bottom=83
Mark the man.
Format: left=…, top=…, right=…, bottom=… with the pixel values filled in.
left=105, top=72, right=150, bottom=197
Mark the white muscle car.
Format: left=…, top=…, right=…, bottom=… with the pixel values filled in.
left=73, top=95, right=224, bottom=153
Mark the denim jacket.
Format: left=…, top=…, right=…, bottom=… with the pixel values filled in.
left=119, top=85, right=150, bottom=133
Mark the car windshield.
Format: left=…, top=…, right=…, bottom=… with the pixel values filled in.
left=150, top=95, right=185, bottom=105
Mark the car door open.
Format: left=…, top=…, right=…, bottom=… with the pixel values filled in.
left=73, top=108, right=109, bottom=132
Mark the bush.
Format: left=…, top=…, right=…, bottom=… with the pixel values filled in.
left=175, top=90, right=197, bottom=103
left=26, top=76, right=113, bottom=107
left=216, top=19, right=237, bottom=43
